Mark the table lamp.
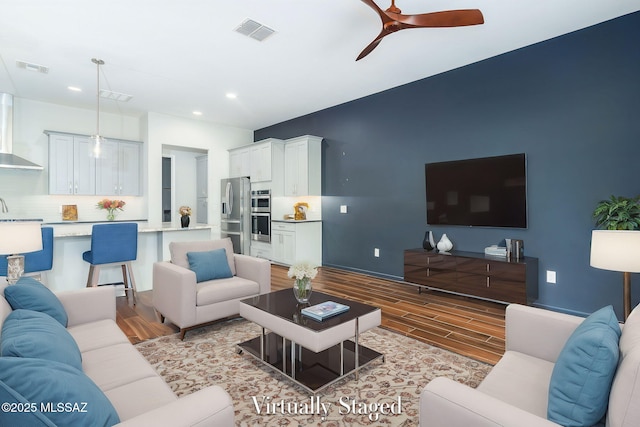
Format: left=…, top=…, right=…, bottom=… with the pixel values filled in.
left=0, top=221, right=43, bottom=284
left=590, top=230, right=640, bottom=320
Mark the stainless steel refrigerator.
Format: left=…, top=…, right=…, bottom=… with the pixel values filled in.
left=220, top=177, right=250, bottom=254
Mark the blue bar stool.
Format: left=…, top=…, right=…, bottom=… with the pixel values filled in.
left=0, top=227, right=54, bottom=284
left=82, top=223, right=138, bottom=304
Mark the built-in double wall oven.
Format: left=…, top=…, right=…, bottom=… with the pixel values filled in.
left=251, top=189, right=271, bottom=243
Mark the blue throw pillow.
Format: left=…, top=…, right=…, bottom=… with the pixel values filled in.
left=548, top=305, right=621, bottom=427
left=0, top=357, right=120, bottom=426
left=4, top=277, right=68, bottom=327
left=1, top=309, right=82, bottom=370
left=187, top=248, right=233, bottom=282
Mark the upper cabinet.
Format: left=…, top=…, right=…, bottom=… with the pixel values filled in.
left=228, top=138, right=284, bottom=183
left=229, top=146, right=251, bottom=178
left=95, top=139, right=142, bottom=196
left=47, top=132, right=95, bottom=195
left=284, top=135, right=322, bottom=196
left=228, top=136, right=321, bottom=196
left=250, top=142, right=272, bottom=182
left=47, top=131, right=142, bottom=196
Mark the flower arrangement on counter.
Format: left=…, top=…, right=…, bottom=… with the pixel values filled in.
left=288, top=262, right=318, bottom=303
left=96, top=199, right=126, bottom=221
left=179, top=206, right=192, bottom=217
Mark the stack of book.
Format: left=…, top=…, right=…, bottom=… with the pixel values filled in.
left=484, top=245, right=507, bottom=257
left=301, top=301, right=350, bottom=321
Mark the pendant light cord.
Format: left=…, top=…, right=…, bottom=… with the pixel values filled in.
left=91, top=58, right=104, bottom=137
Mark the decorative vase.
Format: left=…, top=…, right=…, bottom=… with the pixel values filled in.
left=422, top=231, right=436, bottom=251
left=293, top=277, right=312, bottom=303
left=181, top=215, right=190, bottom=228
left=437, top=233, right=453, bottom=252
left=106, top=209, right=116, bottom=221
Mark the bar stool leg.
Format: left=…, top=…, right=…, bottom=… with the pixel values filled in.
left=86, top=265, right=100, bottom=287
left=125, top=261, right=137, bottom=305
left=121, top=264, right=130, bottom=300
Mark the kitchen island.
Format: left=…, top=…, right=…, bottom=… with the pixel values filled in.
left=42, top=221, right=216, bottom=292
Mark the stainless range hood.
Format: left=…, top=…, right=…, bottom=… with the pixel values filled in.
left=0, top=93, right=43, bottom=170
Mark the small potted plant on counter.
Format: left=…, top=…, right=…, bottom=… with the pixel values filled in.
left=179, top=205, right=192, bottom=228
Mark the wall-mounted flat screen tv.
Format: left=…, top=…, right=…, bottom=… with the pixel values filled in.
left=425, top=153, right=527, bottom=228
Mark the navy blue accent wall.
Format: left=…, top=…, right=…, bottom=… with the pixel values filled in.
left=256, top=12, right=640, bottom=318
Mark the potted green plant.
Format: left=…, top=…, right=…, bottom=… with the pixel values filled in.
left=593, top=195, right=640, bottom=230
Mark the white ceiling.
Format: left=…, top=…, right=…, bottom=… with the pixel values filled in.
left=1, top=0, right=639, bottom=131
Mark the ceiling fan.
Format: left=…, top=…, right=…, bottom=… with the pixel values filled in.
left=356, top=0, right=484, bottom=61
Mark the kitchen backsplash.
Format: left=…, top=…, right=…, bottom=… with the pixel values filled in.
left=271, top=196, right=322, bottom=221
left=0, top=194, right=147, bottom=223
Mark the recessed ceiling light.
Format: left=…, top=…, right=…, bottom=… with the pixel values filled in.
left=192, top=111, right=203, bottom=116
left=226, top=93, right=237, bottom=99
left=67, top=86, right=82, bottom=92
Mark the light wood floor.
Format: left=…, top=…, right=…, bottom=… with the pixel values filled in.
left=117, top=264, right=506, bottom=365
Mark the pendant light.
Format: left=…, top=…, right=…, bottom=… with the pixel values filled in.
left=90, top=58, right=105, bottom=157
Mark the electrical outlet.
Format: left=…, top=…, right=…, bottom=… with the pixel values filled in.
left=546, top=270, right=557, bottom=284
left=374, top=248, right=380, bottom=257
left=340, top=205, right=348, bottom=214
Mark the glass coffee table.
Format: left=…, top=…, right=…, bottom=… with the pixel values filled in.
left=238, top=289, right=383, bottom=393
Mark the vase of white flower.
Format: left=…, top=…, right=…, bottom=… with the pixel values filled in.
left=287, top=262, right=318, bottom=303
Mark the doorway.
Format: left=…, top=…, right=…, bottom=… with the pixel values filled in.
left=161, top=156, right=174, bottom=222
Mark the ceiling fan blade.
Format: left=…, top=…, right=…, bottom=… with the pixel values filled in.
left=359, top=0, right=395, bottom=24
left=393, top=9, right=484, bottom=28
left=355, top=2, right=484, bottom=61
left=356, top=33, right=386, bottom=61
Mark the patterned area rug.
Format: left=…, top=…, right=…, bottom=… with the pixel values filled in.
left=135, top=318, right=491, bottom=426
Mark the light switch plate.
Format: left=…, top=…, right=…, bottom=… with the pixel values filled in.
left=340, top=205, right=348, bottom=213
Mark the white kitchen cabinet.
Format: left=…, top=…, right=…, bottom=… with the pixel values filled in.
left=229, top=139, right=284, bottom=186
left=284, top=135, right=322, bottom=196
left=95, top=139, right=142, bottom=196
left=250, top=143, right=272, bottom=182
left=229, top=146, right=251, bottom=178
left=271, top=221, right=322, bottom=266
left=47, top=132, right=95, bottom=195
left=250, top=240, right=273, bottom=260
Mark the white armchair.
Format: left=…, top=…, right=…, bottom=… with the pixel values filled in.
left=153, top=238, right=271, bottom=339
left=420, top=303, right=640, bottom=427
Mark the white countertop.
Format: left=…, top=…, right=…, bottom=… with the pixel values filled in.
left=271, top=219, right=322, bottom=223
left=49, top=222, right=213, bottom=237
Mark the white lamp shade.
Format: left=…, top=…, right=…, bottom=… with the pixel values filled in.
left=590, top=230, right=640, bottom=273
left=0, top=222, right=43, bottom=255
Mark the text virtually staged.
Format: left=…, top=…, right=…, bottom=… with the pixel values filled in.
left=251, top=394, right=404, bottom=422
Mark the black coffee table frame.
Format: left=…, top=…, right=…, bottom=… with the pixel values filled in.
left=238, top=289, right=384, bottom=394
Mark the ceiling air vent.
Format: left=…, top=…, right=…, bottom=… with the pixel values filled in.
left=99, top=89, right=133, bottom=102
left=234, top=18, right=275, bottom=42
left=16, top=60, right=49, bottom=74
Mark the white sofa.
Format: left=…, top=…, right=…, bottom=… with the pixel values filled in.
left=420, top=303, right=640, bottom=427
left=153, top=238, right=271, bottom=339
left=0, top=284, right=235, bottom=426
